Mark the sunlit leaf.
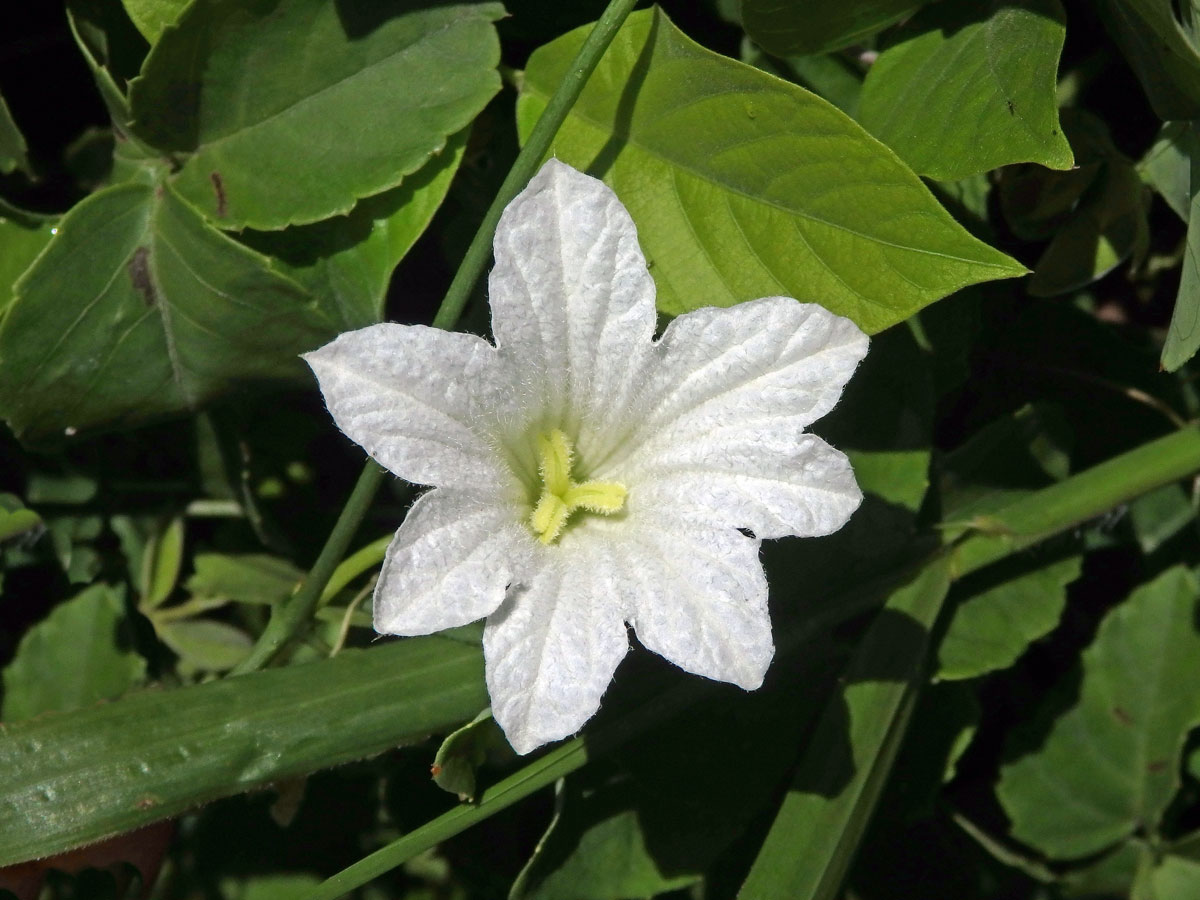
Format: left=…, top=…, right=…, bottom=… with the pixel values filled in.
left=858, top=0, right=1073, bottom=180
left=0, top=636, right=486, bottom=865
left=742, top=0, right=926, bottom=55
left=0, top=180, right=331, bottom=444
left=2, top=584, right=146, bottom=722
left=997, top=566, right=1200, bottom=859
left=130, top=0, right=503, bottom=229
left=517, top=7, right=1027, bottom=335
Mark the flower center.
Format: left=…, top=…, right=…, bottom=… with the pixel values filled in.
left=529, top=428, right=626, bottom=545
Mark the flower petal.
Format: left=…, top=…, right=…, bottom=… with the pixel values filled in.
left=609, top=297, right=867, bottom=537
left=488, top=160, right=657, bottom=460
left=304, top=323, right=516, bottom=489
left=483, top=547, right=629, bottom=754
left=374, top=489, right=532, bottom=635
left=611, top=513, right=774, bottom=689
left=635, top=432, right=863, bottom=539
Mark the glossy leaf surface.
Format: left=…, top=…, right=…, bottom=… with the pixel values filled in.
left=517, top=8, right=1027, bottom=334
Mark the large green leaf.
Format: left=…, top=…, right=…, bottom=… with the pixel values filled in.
left=737, top=556, right=954, bottom=900
left=517, top=7, right=1026, bottom=335
left=858, top=0, right=1073, bottom=180
left=1162, top=122, right=1200, bottom=371
left=121, top=0, right=188, bottom=43
left=741, top=0, right=925, bottom=55
left=129, top=0, right=502, bottom=229
left=2, top=584, right=147, bottom=722
left=996, top=566, right=1200, bottom=859
left=938, top=554, right=1082, bottom=681
left=0, top=92, right=29, bottom=176
left=0, top=636, right=486, bottom=865
left=0, top=180, right=331, bottom=444
left=243, top=128, right=467, bottom=330
left=1096, top=0, right=1200, bottom=120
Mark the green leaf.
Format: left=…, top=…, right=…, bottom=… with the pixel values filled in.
left=737, top=555, right=954, bottom=900
left=129, top=0, right=503, bottom=229
left=0, top=180, right=332, bottom=444
left=430, top=709, right=505, bottom=802
left=1162, top=122, right=1200, bottom=371
left=0, top=635, right=486, bottom=865
left=938, top=554, right=1082, bottom=681
left=742, top=0, right=926, bottom=55
left=121, top=0, right=188, bottom=43
left=2, top=584, right=146, bottom=722
left=1138, top=122, right=1199, bottom=223
left=1095, top=0, right=1200, bottom=120
left=156, top=618, right=252, bottom=672
left=857, top=0, right=1073, bottom=180
left=996, top=566, right=1200, bottom=859
left=0, top=215, right=55, bottom=320
left=0, top=494, right=42, bottom=543
left=139, top=515, right=184, bottom=610
left=186, top=553, right=302, bottom=604
left=517, top=7, right=1027, bottom=335
left=0, top=92, right=30, bottom=176
left=1153, top=855, right=1200, bottom=897
left=1128, top=483, right=1196, bottom=554
left=242, top=128, right=467, bottom=330
left=1026, top=112, right=1149, bottom=298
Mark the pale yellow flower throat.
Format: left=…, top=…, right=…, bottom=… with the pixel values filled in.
left=529, top=429, right=626, bottom=544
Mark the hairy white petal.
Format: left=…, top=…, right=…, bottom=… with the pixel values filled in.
left=374, top=489, right=532, bottom=635
left=304, top=323, right=515, bottom=489
left=488, top=159, right=657, bottom=460
left=484, top=547, right=629, bottom=755
left=612, top=298, right=868, bottom=473
left=635, top=432, right=863, bottom=539
left=613, top=513, right=774, bottom=689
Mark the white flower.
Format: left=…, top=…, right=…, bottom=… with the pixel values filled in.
left=304, top=160, right=868, bottom=754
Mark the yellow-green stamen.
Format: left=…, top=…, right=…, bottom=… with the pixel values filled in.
left=529, top=428, right=626, bottom=544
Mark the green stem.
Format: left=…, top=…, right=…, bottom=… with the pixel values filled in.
left=430, top=0, right=640, bottom=331
left=318, top=534, right=392, bottom=607
left=231, top=461, right=385, bottom=675
left=953, top=427, right=1200, bottom=577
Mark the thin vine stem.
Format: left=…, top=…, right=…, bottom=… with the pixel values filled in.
left=234, top=0, right=640, bottom=674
